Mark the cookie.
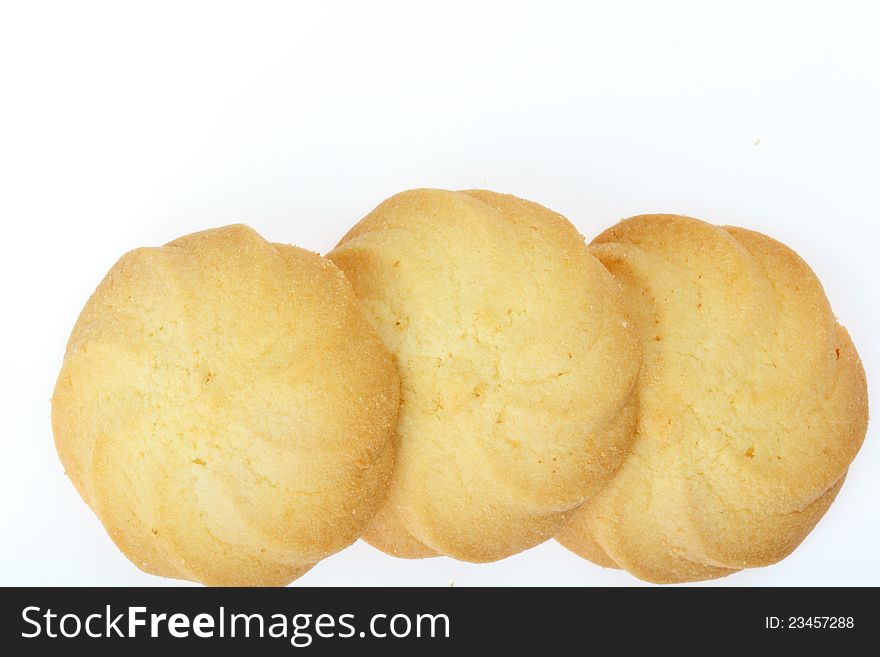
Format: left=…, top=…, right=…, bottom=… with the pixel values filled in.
left=328, top=189, right=640, bottom=561
left=52, top=225, right=399, bottom=586
left=557, top=215, right=868, bottom=583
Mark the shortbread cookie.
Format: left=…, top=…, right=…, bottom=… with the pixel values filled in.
left=52, top=225, right=399, bottom=586
left=557, top=215, right=868, bottom=583
left=328, top=189, right=640, bottom=561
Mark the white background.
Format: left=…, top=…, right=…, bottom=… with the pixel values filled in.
left=0, top=0, right=877, bottom=586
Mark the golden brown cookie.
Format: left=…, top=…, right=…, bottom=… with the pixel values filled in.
left=52, top=225, right=399, bottom=586
left=328, top=189, right=640, bottom=562
left=557, top=215, right=868, bottom=583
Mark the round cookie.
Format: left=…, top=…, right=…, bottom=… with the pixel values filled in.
left=327, top=189, right=640, bottom=562
left=52, top=224, right=399, bottom=586
left=557, top=214, right=868, bottom=583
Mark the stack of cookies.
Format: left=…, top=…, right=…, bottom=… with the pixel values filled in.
left=52, top=189, right=868, bottom=585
